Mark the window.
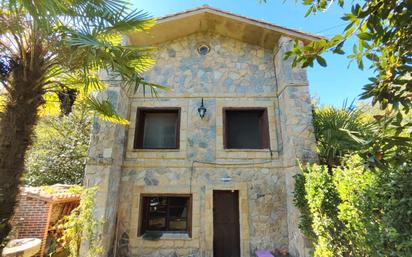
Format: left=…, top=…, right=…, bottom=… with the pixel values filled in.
left=134, top=108, right=180, bottom=149
left=139, top=195, right=191, bottom=235
left=223, top=108, right=270, bottom=149
left=197, top=44, right=210, bottom=55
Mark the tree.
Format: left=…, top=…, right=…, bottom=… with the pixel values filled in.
left=255, top=0, right=412, bottom=169
left=283, top=2, right=412, bottom=254
left=24, top=107, right=92, bottom=186
left=312, top=102, right=372, bottom=170
left=276, top=0, right=412, bottom=169
left=285, top=0, right=411, bottom=114
left=0, top=0, right=161, bottom=247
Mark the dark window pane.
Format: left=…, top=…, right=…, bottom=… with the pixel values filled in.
left=149, top=197, right=167, bottom=206
left=147, top=197, right=166, bottom=230
left=143, top=112, right=178, bottom=148
left=226, top=110, right=264, bottom=149
left=169, top=218, right=187, bottom=231
left=148, top=207, right=167, bottom=230
left=148, top=215, right=166, bottom=230
left=149, top=197, right=165, bottom=206
left=169, top=207, right=187, bottom=218
left=168, top=204, right=188, bottom=231
left=141, top=196, right=190, bottom=234
left=149, top=205, right=167, bottom=213
left=168, top=197, right=188, bottom=206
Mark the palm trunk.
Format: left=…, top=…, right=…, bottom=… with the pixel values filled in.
left=0, top=48, right=45, bottom=250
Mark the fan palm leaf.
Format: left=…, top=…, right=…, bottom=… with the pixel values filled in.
left=0, top=0, right=160, bottom=247
left=313, top=103, right=374, bottom=169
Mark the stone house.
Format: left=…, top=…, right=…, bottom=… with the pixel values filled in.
left=84, top=6, right=319, bottom=257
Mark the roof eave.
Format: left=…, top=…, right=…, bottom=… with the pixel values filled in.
left=154, top=6, right=323, bottom=42
left=128, top=6, right=324, bottom=48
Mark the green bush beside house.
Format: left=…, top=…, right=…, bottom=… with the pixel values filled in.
left=295, top=105, right=412, bottom=257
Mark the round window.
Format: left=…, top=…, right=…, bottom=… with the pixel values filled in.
left=197, top=44, right=210, bottom=55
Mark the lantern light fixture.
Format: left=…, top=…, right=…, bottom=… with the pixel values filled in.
left=197, top=98, right=207, bottom=119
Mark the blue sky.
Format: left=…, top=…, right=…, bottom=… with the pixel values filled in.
left=133, top=0, right=373, bottom=107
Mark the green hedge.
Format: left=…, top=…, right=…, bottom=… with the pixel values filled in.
left=295, top=156, right=412, bottom=257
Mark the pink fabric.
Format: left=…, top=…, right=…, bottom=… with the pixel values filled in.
left=255, top=250, right=274, bottom=257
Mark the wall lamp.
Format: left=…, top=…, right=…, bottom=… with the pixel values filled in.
left=197, top=98, right=207, bottom=119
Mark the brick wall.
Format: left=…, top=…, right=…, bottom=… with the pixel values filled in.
left=12, top=194, right=51, bottom=257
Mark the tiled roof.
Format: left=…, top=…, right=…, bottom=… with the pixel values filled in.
left=21, top=184, right=80, bottom=203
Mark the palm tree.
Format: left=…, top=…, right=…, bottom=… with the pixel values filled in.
left=312, top=102, right=373, bottom=171
left=0, top=0, right=160, bottom=247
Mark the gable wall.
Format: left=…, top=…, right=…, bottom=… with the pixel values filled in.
left=83, top=25, right=317, bottom=256
left=141, top=31, right=276, bottom=95
left=125, top=32, right=279, bottom=162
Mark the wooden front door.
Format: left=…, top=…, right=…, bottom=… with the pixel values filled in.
left=213, top=190, right=241, bottom=257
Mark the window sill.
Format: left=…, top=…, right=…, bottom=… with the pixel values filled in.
left=223, top=149, right=272, bottom=152
left=139, top=233, right=191, bottom=240
left=131, top=149, right=181, bottom=152
left=217, top=148, right=279, bottom=160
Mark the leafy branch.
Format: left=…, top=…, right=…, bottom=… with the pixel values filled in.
left=57, top=186, right=103, bottom=257
left=285, top=0, right=411, bottom=114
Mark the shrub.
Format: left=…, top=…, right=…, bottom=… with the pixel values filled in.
left=333, top=156, right=375, bottom=256
left=295, top=156, right=412, bottom=257
left=24, top=109, right=91, bottom=186
left=364, top=165, right=412, bottom=256
left=295, top=163, right=344, bottom=257
left=57, top=186, right=103, bottom=257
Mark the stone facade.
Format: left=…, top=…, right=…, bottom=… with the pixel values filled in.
left=84, top=22, right=317, bottom=257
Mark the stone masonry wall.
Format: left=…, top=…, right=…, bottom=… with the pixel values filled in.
left=118, top=166, right=288, bottom=257
left=82, top=83, right=131, bottom=256
left=120, top=32, right=286, bottom=257
left=275, top=36, right=317, bottom=257
left=84, top=32, right=317, bottom=257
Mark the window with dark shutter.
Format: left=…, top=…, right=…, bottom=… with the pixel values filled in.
left=223, top=108, right=270, bottom=149
left=134, top=108, right=180, bottom=149
left=139, top=195, right=192, bottom=236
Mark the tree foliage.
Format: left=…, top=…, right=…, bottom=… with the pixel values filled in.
left=360, top=110, right=412, bottom=169
left=286, top=0, right=411, bottom=115
left=57, top=186, right=103, bottom=257
left=0, top=0, right=161, bottom=122
left=0, top=0, right=161, bottom=247
left=280, top=1, right=412, bottom=255
left=312, top=102, right=411, bottom=170
left=312, top=102, right=373, bottom=169
left=259, top=0, right=412, bottom=170
left=24, top=107, right=92, bottom=186
left=295, top=156, right=412, bottom=257
left=297, top=102, right=412, bottom=256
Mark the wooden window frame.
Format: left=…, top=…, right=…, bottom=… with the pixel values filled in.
left=138, top=194, right=192, bottom=237
left=223, top=107, right=270, bottom=149
left=133, top=107, right=181, bottom=150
